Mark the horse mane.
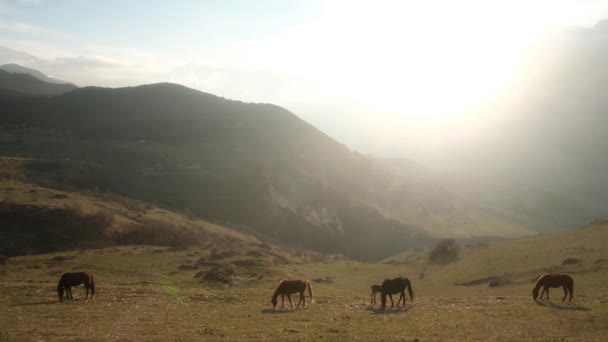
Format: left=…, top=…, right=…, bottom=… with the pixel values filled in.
left=536, top=273, right=550, bottom=282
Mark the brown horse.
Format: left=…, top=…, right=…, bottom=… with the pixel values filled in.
left=57, top=272, right=95, bottom=302
left=370, top=284, right=383, bottom=305
left=381, top=277, right=414, bottom=309
left=271, top=280, right=313, bottom=309
left=532, top=273, right=573, bottom=302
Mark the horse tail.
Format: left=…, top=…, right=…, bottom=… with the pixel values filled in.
left=307, top=281, right=314, bottom=303
left=406, top=278, right=414, bottom=301
left=90, top=274, right=96, bottom=296
left=569, top=276, right=574, bottom=299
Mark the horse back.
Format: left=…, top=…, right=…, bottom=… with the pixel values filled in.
left=278, top=280, right=307, bottom=294
left=538, top=273, right=572, bottom=288
left=60, top=272, right=93, bottom=287
left=381, top=277, right=409, bottom=294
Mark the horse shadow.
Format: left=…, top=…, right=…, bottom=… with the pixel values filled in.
left=368, top=305, right=412, bottom=315
left=534, top=300, right=591, bottom=311
left=11, top=300, right=57, bottom=306
left=261, top=308, right=304, bottom=314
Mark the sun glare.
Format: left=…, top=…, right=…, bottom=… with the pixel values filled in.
left=240, top=0, right=595, bottom=127
left=323, top=1, right=558, bottom=123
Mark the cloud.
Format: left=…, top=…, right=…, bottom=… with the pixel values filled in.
left=0, top=0, right=16, bottom=14
left=0, top=21, right=58, bottom=36
left=0, top=46, right=161, bottom=86
left=0, top=45, right=38, bottom=64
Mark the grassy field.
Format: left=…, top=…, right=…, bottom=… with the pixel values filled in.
left=1, top=222, right=607, bottom=342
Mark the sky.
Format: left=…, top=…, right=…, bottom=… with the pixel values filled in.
left=1, top=0, right=608, bottom=160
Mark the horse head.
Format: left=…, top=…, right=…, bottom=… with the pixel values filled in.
left=271, top=296, right=278, bottom=309
left=532, top=287, right=539, bottom=300
left=57, top=284, right=65, bottom=302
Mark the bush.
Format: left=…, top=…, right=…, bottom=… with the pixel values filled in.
left=429, top=238, right=458, bottom=264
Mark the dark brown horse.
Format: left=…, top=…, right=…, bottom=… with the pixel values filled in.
left=271, top=280, right=313, bottom=309
left=381, top=277, right=414, bottom=309
left=532, top=273, right=573, bottom=302
left=370, top=284, right=383, bottom=305
left=57, top=272, right=95, bottom=302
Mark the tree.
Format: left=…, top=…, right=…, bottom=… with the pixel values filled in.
left=429, top=238, right=458, bottom=264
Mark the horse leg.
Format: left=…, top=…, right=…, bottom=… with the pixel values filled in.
left=389, top=294, right=394, bottom=308
left=281, top=294, right=285, bottom=309
left=561, top=285, right=568, bottom=302
left=545, top=287, right=550, bottom=301
left=371, top=291, right=376, bottom=305
left=298, top=291, right=305, bottom=308
left=287, top=294, right=293, bottom=309
left=67, top=287, right=72, bottom=300
left=399, top=290, right=406, bottom=306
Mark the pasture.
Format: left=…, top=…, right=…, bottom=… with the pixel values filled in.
left=1, top=242, right=607, bottom=342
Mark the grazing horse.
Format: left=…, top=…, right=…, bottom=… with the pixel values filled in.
left=381, top=277, right=414, bottom=309
left=57, top=272, right=95, bottom=302
left=271, top=280, right=313, bottom=309
left=370, top=284, right=383, bottom=305
left=532, top=273, right=573, bottom=302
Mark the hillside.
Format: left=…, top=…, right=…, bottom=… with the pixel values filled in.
left=0, top=165, right=328, bottom=270
left=0, top=82, right=537, bottom=260
left=385, top=219, right=608, bottom=291
left=0, top=69, right=77, bottom=97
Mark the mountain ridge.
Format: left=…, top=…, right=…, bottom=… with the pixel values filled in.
left=0, top=79, right=536, bottom=260
left=0, top=68, right=77, bottom=96
left=0, top=63, right=73, bottom=85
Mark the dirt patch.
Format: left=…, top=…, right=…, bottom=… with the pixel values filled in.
left=231, top=259, right=265, bottom=267
left=177, top=264, right=198, bottom=270
left=488, top=278, right=512, bottom=287
left=454, top=276, right=500, bottom=286
left=208, top=250, right=238, bottom=260
left=246, top=250, right=264, bottom=257
left=562, top=258, right=581, bottom=265
left=312, top=277, right=334, bottom=284
left=199, top=267, right=235, bottom=284
left=49, top=255, right=76, bottom=262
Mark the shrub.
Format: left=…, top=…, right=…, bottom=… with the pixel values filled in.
left=429, top=238, right=459, bottom=264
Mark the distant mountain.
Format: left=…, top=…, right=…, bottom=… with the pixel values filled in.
left=0, top=47, right=39, bottom=66
left=0, top=69, right=77, bottom=97
left=0, top=82, right=534, bottom=260
left=0, top=63, right=72, bottom=85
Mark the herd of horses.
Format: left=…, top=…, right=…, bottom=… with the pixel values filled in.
left=57, top=271, right=574, bottom=309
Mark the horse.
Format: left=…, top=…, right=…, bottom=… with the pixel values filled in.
left=370, top=284, right=383, bottom=305
left=381, top=277, right=414, bottom=309
left=271, top=280, right=313, bottom=309
left=532, top=273, right=573, bottom=302
left=57, top=272, right=95, bottom=302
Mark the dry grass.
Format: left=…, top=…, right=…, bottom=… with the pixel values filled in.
left=1, top=237, right=608, bottom=342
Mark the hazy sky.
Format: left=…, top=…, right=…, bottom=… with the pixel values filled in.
left=1, top=0, right=608, bottom=159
